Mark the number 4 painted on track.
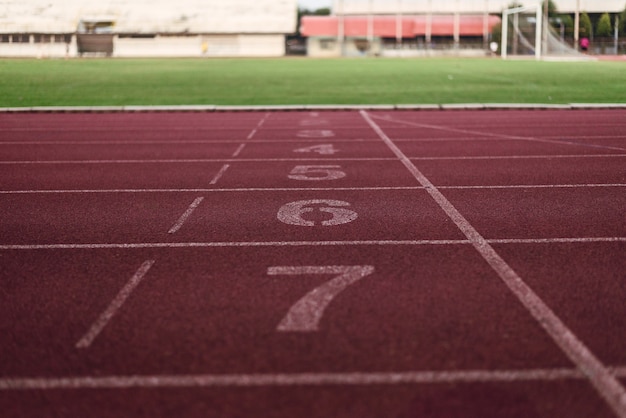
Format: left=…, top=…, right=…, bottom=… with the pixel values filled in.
left=267, top=266, right=375, bottom=332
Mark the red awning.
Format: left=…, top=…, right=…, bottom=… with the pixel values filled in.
left=301, top=15, right=500, bottom=38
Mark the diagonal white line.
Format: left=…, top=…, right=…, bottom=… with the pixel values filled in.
left=209, top=164, right=230, bottom=185
left=247, top=113, right=271, bottom=140
left=168, top=197, right=205, bottom=234
left=371, top=114, right=626, bottom=152
left=75, top=260, right=155, bottom=349
left=231, top=143, right=246, bottom=158
left=361, top=110, right=626, bottom=418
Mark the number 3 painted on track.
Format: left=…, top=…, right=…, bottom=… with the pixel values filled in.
left=277, top=200, right=358, bottom=227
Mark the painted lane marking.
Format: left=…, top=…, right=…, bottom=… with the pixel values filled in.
left=293, top=144, right=340, bottom=155
left=361, top=110, right=626, bottom=418
left=231, top=143, right=246, bottom=158
left=370, top=114, right=626, bottom=152
left=296, top=130, right=335, bottom=138
left=0, top=187, right=425, bottom=195
left=167, top=197, right=204, bottom=234
left=246, top=113, right=271, bottom=140
left=8, top=367, right=626, bottom=390
left=209, top=164, right=230, bottom=185
left=75, top=260, right=155, bottom=349
left=268, top=266, right=375, bottom=332
left=277, top=200, right=358, bottom=227
left=0, top=138, right=378, bottom=146
left=0, top=158, right=396, bottom=164
left=288, top=165, right=347, bottom=181
left=2, top=184, right=625, bottom=195
left=1, top=237, right=624, bottom=251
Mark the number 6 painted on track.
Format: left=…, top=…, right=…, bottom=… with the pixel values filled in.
left=268, top=266, right=375, bottom=332
left=277, top=200, right=357, bottom=227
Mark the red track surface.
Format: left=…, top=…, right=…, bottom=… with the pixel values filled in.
left=0, top=110, right=625, bottom=417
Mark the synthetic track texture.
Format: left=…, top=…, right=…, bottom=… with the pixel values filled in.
left=0, top=109, right=625, bottom=417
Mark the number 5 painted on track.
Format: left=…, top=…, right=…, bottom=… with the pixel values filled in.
left=267, top=266, right=375, bottom=332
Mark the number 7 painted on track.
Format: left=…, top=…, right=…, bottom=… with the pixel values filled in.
left=267, top=266, right=375, bottom=332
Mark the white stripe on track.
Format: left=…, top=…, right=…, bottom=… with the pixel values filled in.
left=209, top=164, right=230, bottom=185
left=361, top=110, right=626, bottom=418
left=75, top=260, right=155, bottom=349
left=231, top=143, right=246, bottom=157
left=0, top=237, right=624, bottom=251
left=1, top=185, right=625, bottom=195
left=0, top=368, right=597, bottom=391
left=167, top=197, right=204, bottom=234
left=0, top=158, right=396, bottom=164
left=246, top=113, right=271, bottom=140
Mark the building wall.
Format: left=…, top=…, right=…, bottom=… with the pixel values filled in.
left=335, top=0, right=625, bottom=14
left=0, top=35, right=77, bottom=57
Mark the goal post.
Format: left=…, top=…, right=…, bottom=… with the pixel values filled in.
left=501, top=3, right=543, bottom=60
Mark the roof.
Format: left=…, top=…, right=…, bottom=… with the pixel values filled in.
left=301, top=15, right=501, bottom=38
left=0, top=0, right=298, bottom=34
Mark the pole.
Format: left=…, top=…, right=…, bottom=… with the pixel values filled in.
left=367, top=0, right=373, bottom=54
left=502, top=9, right=509, bottom=59
left=535, top=2, right=543, bottom=59
left=336, top=0, right=345, bottom=57
left=542, top=0, right=549, bottom=56
left=396, top=0, right=402, bottom=48
left=574, top=0, right=580, bottom=50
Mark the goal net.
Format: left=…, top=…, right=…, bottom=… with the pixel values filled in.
left=501, top=3, right=591, bottom=60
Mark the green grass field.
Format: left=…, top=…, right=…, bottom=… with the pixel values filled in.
left=1, top=57, right=624, bottom=107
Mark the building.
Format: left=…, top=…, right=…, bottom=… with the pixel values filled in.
left=302, top=0, right=625, bottom=57
left=0, top=0, right=297, bottom=58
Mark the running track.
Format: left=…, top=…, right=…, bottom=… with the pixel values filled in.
left=0, top=109, right=625, bottom=417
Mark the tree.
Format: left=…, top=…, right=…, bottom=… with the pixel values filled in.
left=596, top=12, right=612, bottom=37
left=620, top=5, right=626, bottom=38
left=541, top=0, right=558, bottom=19
left=579, top=12, right=592, bottom=39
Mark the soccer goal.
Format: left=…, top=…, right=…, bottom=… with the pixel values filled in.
left=501, top=3, right=543, bottom=59
left=502, top=2, right=592, bottom=61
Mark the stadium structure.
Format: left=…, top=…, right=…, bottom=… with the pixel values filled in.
left=302, top=0, right=625, bottom=57
left=0, top=0, right=297, bottom=57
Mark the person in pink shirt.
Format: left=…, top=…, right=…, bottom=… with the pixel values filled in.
left=580, top=37, right=590, bottom=52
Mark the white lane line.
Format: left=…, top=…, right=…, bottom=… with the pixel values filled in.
left=372, top=114, right=626, bottom=152
left=0, top=139, right=378, bottom=145
left=0, top=237, right=624, bottom=251
left=209, top=164, right=230, bottom=185
left=0, top=158, right=396, bottom=164
left=167, top=197, right=204, bottom=234
left=410, top=154, right=626, bottom=161
left=361, top=110, right=626, bottom=418
left=0, top=187, right=426, bottom=195
left=231, top=143, right=246, bottom=158
left=0, top=368, right=596, bottom=390
left=75, top=260, right=155, bottom=349
left=246, top=113, right=271, bottom=140
left=2, top=184, right=625, bottom=195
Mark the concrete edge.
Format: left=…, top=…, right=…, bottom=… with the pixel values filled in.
left=2, top=104, right=626, bottom=113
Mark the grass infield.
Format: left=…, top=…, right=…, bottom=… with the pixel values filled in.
left=1, top=57, right=624, bottom=107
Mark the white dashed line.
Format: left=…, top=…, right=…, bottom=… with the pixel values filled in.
left=231, top=143, right=246, bottom=158
left=246, top=113, right=271, bottom=140
left=75, top=260, right=155, bottom=349
left=209, top=164, right=230, bottom=185
left=168, top=197, right=205, bottom=234
left=361, top=110, right=626, bottom=418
